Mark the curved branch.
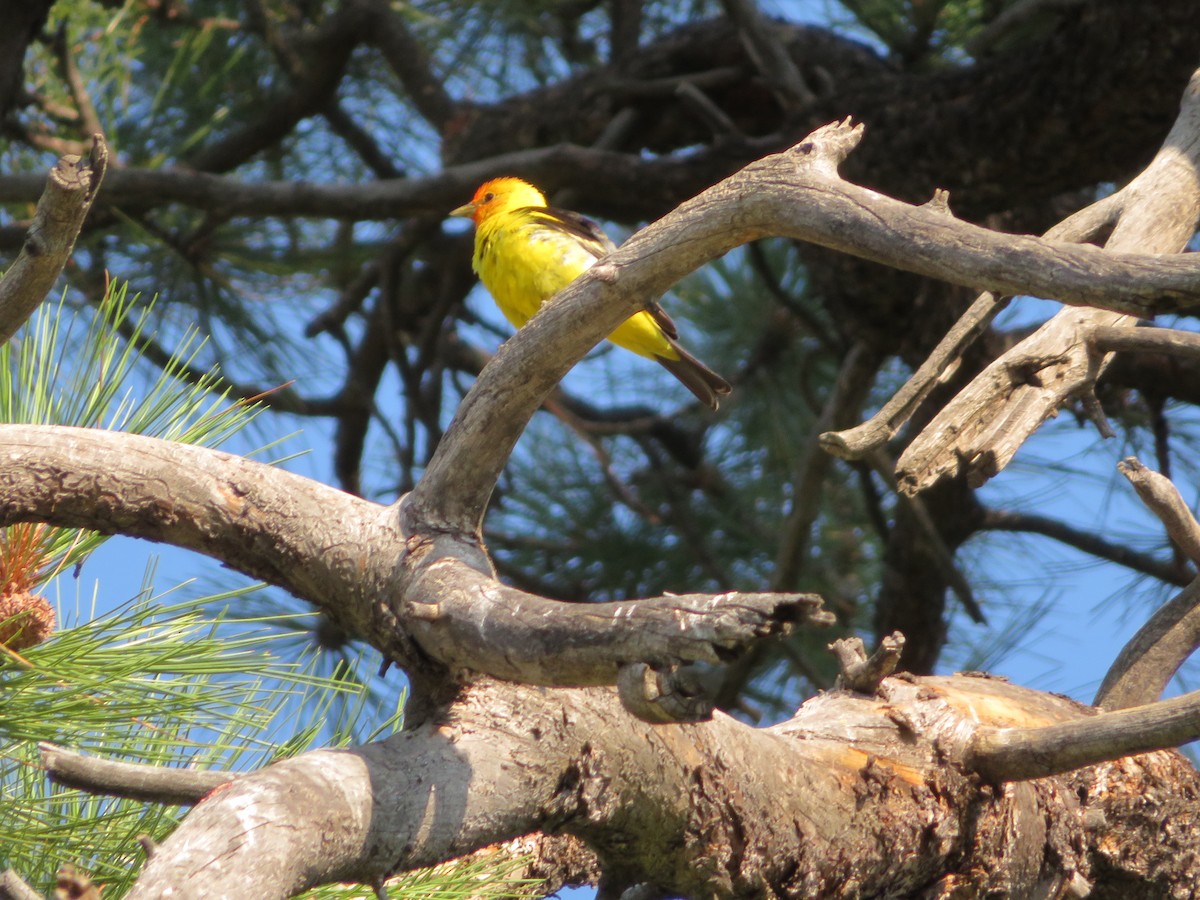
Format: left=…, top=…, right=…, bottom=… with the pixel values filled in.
left=967, top=687, right=1200, bottom=783
left=0, top=137, right=106, bottom=346
left=403, top=118, right=1200, bottom=536
left=0, top=425, right=402, bottom=652
left=1096, top=578, right=1200, bottom=710
left=1118, top=456, right=1200, bottom=567
left=978, top=507, right=1188, bottom=586
left=0, top=425, right=826, bottom=696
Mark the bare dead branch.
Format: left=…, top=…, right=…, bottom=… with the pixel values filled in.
left=1096, top=579, right=1200, bottom=710
left=0, top=425, right=829, bottom=694
left=830, top=632, right=904, bottom=693
left=401, top=555, right=831, bottom=687
left=820, top=291, right=1008, bottom=459
left=895, top=67, right=1200, bottom=495
left=821, top=186, right=1124, bottom=460
left=967, top=687, right=1200, bottom=783
left=0, top=424, right=415, bottom=660
left=0, top=136, right=106, bottom=346
left=1092, top=324, right=1200, bottom=365
left=39, top=743, right=231, bottom=805
left=1118, top=457, right=1200, bottom=567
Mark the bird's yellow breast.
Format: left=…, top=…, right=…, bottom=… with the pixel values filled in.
left=471, top=205, right=678, bottom=361
left=474, top=212, right=597, bottom=328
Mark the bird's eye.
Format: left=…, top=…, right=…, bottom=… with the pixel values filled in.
left=483, top=192, right=495, bottom=202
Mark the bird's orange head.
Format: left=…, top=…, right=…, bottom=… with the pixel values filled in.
left=450, top=177, right=548, bottom=225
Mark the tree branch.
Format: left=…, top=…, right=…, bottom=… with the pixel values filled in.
left=1091, top=323, right=1200, bottom=361
left=0, top=136, right=106, bottom=346
left=0, top=425, right=828, bottom=697
left=718, top=0, right=814, bottom=109
left=894, top=67, right=1200, bottom=495
left=978, top=507, right=1188, bottom=586
left=821, top=189, right=1123, bottom=460
left=39, top=743, right=230, bottom=805
left=1118, top=457, right=1200, bottom=567
left=0, top=425, right=414, bottom=659
left=0, top=869, right=44, bottom=900
left=967, top=688, right=1200, bottom=783
left=1096, top=578, right=1200, bottom=710
left=401, top=556, right=831, bottom=689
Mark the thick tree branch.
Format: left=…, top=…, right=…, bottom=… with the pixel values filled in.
left=0, top=870, right=42, bottom=900
left=0, top=136, right=106, bottom=346
left=127, top=674, right=1200, bottom=897
left=0, top=425, right=414, bottom=659
left=0, top=426, right=825, bottom=697
left=402, top=556, right=831, bottom=688
left=1091, top=323, right=1200, bottom=361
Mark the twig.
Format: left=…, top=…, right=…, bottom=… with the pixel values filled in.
left=1096, top=578, right=1200, bottom=710
left=979, top=507, right=1189, bottom=586
left=830, top=632, right=904, bottom=693
left=51, top=25, right=105, bottom=143
left=772, top=341, right=877, bottom=592
left=967, top=687, right=1200, bottom=782
left=1118, top=457, right=1200, bottom=567
left=0, top=135, right=107, bottom=347
left=675, top=82, right=743, bottom=139
left=39, top=742, right=233, bottom=805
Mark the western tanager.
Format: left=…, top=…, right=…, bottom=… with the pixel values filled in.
left=450, top=177, right=732, bottom=410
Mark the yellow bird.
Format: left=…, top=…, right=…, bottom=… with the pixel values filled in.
left=450, top=177, right=731, bottom=410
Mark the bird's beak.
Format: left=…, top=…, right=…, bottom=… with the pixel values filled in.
left=449, top=201, right=477, bottom=219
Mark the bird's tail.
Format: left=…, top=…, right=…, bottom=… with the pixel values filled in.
left=656, top=342, right=732, bottom=411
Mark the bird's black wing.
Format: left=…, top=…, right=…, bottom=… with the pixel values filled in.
left=525, top=205, right=618, bottom=259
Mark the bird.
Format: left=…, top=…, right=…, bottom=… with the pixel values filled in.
left=450, top=177, right=731, bottom=410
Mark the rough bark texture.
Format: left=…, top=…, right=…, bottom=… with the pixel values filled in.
left=117, top=675, right=1200, bottom=899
